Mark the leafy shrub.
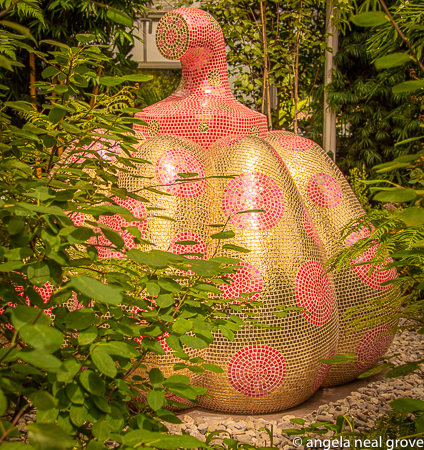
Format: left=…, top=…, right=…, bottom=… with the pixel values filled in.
left=0, top=8, right=272, bottom=450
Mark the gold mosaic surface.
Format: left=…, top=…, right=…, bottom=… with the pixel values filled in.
left=266, top=131, right=398, bottom=386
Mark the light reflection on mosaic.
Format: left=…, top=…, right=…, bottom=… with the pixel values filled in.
left=222, top=172, right=285, bottom=230
left=228, top=345, right=286, bottom=397
left=307, top=173, right=343, bottom=208
left=155, top=148, right=206, bottom=198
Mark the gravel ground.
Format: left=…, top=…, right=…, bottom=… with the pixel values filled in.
left=13, top=322, right=424, bottom=449
left=166, top=323, right=424, bottom=448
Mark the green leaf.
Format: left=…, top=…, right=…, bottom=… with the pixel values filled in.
left=202, top=363, right=224, bottom=373
left=180, top=335, right=208, bottom=349
left=222, top=244, right=251, bottom=253
left=0, top=20, right=36, bottom=43
left=122, top=74, right=154, bottom=82
left=29, top=391, right=58, bottom=411
left=392, top=80, right=424, bottom=94
left=79, top=370, right=105, bottom=396
left=27, top=261, right=50, bottom=286
left=390, top=398, right=424, bottom=412
left=386, top=362, right=419, bottom=378
left=66, top=308, right=95, bottom=330
left=28, top=423, right=74, bottom=450
left=400, top=207, right=424, bottom=227
left=172, top=318, right=193, bottom=334
left=373, top=188, right=418, bottom=203
left=416, top=415, right=424, bottom=433
left=99, top=76, right=125, bottom=87
left=20, top=324, right=63, bottom=352
left=127, top=249, right=168, bottom=267
left=70, top=404, right=88, bottom=427
left=66, top=382, right=85, bottom=405
left=351, top=12, right=388, bottom=27
left=211, top=230, right=235, bottom=239
left=0, top=261, right=24, bottom=271
left=56, top=358, right=81, bottom=383
left=48, top=107, right=67, bottom=124
left=75, top=34, right=95, bottom=43
left=92, top=395, right=111, bottom=414
left=78, top=326, right=98, bottom=346
left=122, top=430, right=207, bottom=448
left=375, top=53, right=412, bottom=69
left=156, top=294, right=174, bottom=308
left=42, top=66, right=60, bottom=79
left=91, top=347, right=117, bottom=378
left=11, top=305, right=51, bottom=331
left=219, top=326, right=235, bottom=341
left=146, top=281, right=160, bottom=296
left=69, top=276, right=122, bottom=305
left=106, top=8, right=133, bottom=27
left=92, top=419, right=110, bottom=442
left=17, top=350, right=62, bottom=372
left=149, top=368, right=164, bottom=388
left=0, top=389, right=7, bottom=417
left=147, top=390, right=165, bottom=411
left=158, top=278, right=181, bottom=293
left=98, top=224, right=125, bottom=249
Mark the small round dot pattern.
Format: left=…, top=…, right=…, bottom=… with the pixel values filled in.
left=228, top=345, right=286, bottom=397
left=352, top=245, right=397, bottom=290
left=222, top=172, right=285, bottom=230
left=169, top=232, right=206, bottom=259
left=355, top=326, right=393, bottom=370
left=222, top=262, right=263, bottom=303
left=307, top=173, right=343, bottom=208
left=278, top=135, right=314, bottom=151
left=296, top=261, right=334, bottom=326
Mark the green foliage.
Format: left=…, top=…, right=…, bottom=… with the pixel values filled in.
left=0, top=4, right=266, bottom=449
left=196, top=0, right=329, bottom=130
left=1, top=0, right=151, bottom=108
left=347, top=165, right=373, bottom=212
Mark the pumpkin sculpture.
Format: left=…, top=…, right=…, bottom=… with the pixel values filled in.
left=74, top=8, right=398, bottom=413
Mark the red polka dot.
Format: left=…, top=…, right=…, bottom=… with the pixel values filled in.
left=277, top=135, right=314, bottom=151
left=169, top=232, right=206, bottom=259
left=296, top=261, right=334, bottom=326
left=355, top=326, right=393, bottom=370
left=0, top=282, right=53, bottom=329
left=222, top=172, right=285, bottom=230
left=228, top=345, right=286, bottom=397
left=346, top=223, right=375, bottom=247
left=312, top=349, right=337, bottom=391
left=155, top=148, right=206, bottom=198
left=352, top=245, right=397, bottom=290
left=222, top=262, right=263, bottom=303
left=307, top=173, right=342, bottom=208
left=89, top=197, right=147, bottom=259
left=302, top=209, right=321, bottom=246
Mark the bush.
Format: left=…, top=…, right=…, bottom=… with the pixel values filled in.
left=0, top=9, right=269, bottom=450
